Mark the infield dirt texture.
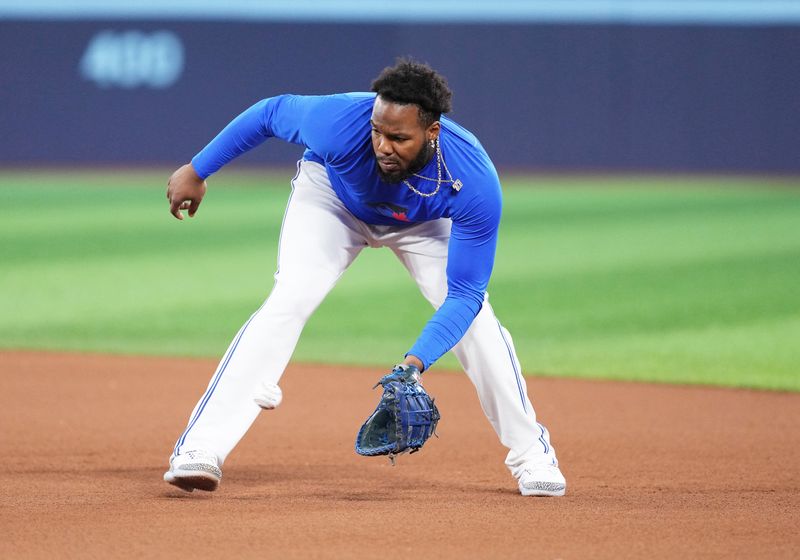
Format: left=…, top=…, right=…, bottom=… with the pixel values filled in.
left=2, top=351, right=798, bottom=559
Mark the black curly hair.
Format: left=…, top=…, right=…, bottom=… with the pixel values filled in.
left=370, top=58, right=453, bottom=128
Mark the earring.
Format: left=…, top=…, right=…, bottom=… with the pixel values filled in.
left=429, top=140, right=435, bottom=148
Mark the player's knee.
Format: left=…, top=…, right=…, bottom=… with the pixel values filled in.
left=269, top=276, right=334, bottom=319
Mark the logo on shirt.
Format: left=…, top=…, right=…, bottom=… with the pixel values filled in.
left=367, top=202, right=410, bottom=222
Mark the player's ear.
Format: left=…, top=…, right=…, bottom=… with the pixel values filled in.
left=427, top=121, right=440, bottom=143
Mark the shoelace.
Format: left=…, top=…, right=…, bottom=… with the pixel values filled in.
left=184, top=450, right=214, bottom=462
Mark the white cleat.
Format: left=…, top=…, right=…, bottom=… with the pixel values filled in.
left=163, top=450, right=222, bottom=492
left=518, top=465, right=567, bottom=497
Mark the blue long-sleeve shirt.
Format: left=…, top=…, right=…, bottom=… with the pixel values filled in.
left=191, top=93, right=502, bottom=369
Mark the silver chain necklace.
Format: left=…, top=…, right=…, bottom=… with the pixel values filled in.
left=402, top=138, right=458, bottom=198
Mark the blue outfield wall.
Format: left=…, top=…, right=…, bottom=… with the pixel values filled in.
left=1, top=20, right=798, bottom=172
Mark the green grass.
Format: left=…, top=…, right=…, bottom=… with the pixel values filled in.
left=1, top=169, right=799, bottom=391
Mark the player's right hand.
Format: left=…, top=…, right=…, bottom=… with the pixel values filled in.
left=167, top=163, right=207, bottom=220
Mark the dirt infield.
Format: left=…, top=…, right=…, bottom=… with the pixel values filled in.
left=1, top=351, right=798, bottom=559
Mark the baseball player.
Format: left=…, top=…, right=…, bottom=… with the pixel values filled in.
left=164, top=59, right=566, bottom=497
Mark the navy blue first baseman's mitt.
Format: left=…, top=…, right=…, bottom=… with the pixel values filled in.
left=355, top=364, right=440, bottom=463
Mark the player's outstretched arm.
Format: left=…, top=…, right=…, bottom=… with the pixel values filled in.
left=167, top=163, right=207, bottom=220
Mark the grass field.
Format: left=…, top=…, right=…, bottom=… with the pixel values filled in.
left=1, top=169, right=798, bottom=391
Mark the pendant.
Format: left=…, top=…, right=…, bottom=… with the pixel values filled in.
left=452, top=179, right=463, bottom=192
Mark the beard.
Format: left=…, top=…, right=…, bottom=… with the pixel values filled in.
left=376, top=141, right=435, bottom=184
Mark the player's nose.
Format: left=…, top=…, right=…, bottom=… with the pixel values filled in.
left=375, top=136, right=394, bottom=156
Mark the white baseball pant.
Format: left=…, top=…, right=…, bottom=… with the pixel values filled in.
left=173, top=160, right=559, bottom=478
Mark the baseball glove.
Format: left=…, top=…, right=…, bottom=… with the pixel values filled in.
left=355, top=364, right=440, bottom=463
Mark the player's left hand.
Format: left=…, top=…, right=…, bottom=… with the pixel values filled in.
left=355, top=364, right=440, bottom=462
left=167, top=163, right=207, bottom=220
